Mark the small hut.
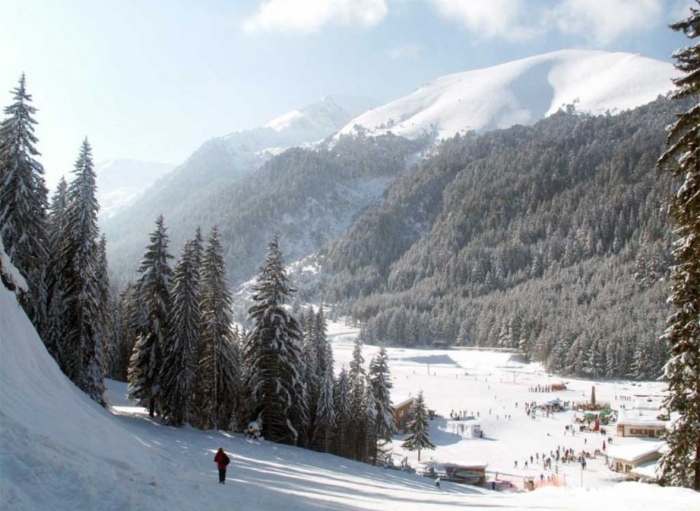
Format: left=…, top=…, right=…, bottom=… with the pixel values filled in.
left=608, top=443, right=664, bottom=475
left=392, top=397, right=416, bottom=433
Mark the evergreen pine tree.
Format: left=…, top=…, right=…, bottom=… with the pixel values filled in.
left=301, top=307, right=320, bottom=445
left=497, top=319, right=511, bottom=349
left=348, top=336, right=367, bottom=460
left=44, top=177, right=68, bottom=362
left=363, top=375, right=378, bottom=464
left=369, top=346, right=395, bottom=460
left=402, top=390, right=435, bottom=461
left=333, top=367, right=351, bottom=457
left=0, top=74, right=49, bottom=335
left=53, top=139, right=104, bottom=403
left=160, top=236, right=201, bottom=426
left=657, top=2, right=700, bottom=491
left=242, top=234, right=307, bottom=445
left=311, top=306, right=336, bottom=451
left=115, top=281, right=138, bottom=381
left=196, top=227, right=240, bottom=430
left=94, top=235, right=114, bottom=380
left=315, top=340, right=336, bottom=453
left=128, top=215, right=172, bottom=417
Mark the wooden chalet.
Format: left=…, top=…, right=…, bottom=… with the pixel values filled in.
left=392, top=397, right=416, bottom=434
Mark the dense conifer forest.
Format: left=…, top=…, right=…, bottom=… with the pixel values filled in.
left=320, top=96, right=687, bottom=381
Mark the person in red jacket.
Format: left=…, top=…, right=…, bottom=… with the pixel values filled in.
left=214, top=447, right=230, bottom=484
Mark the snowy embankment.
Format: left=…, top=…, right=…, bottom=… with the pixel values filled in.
left=1, top=272, right=700, bottom=510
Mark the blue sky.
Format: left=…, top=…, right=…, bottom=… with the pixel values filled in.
left=1, top=0, right=693, bottom=188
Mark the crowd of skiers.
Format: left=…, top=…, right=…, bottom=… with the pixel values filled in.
left=514, top=445, right=588, bottom=472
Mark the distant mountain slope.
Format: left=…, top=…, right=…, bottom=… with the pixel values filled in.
left=216, top=95, right=378, bottom=160
left=104, top=50, right=675, bottom=289
left=321, top=95, right=684, bottom=381
left=339, top=50, right=676, bottom=140
left=101, top=96, right=378, bottom=280
left=96, top=159, right=175, bottom=217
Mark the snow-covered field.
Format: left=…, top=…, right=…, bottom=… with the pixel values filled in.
left=1, top=284, right=699, bottom=510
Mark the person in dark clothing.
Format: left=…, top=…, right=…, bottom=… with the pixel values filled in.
left=214, top=447, right=230, bottom=484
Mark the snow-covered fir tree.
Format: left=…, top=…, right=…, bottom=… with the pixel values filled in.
left=44, top=177, right=68, bottom=362
left=657, top=2, right=700, bottom=491
left=402, top=390, right=435, bottom=461
left=51, top=139, right=105, bottom=403
left=315, top=339, right=336, bottom=453
left=128, top=215, right=173, bottom=417
left=94, top=235, right=114, bottom=381
left=0, top=74, right=49, bottom=336
left=159, top=235, right=201, bottom=427
left=301, top=307, right=320, bottom=444
left=348, top=336, right=367, bottom=460
left=242, top=234, right=307, bottom=445
left=363, top=375, right=378, bottom=464
left=196, top=227, right=240, bottom=431
left=369, top=346, right=395, bottom=461
left=333, top=367, right=351, bottom=457
left=114, top=281, right=138, bottom=381
left=311, top=306, right=336, bottom=452
left=314, top=306, right=331, bottom=373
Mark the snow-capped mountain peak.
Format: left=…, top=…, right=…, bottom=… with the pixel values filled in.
left=339, top=49, right=677, bottom=140
left=225, top=95, right=378, bottom=152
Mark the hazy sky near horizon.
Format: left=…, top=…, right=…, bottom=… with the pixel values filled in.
left=1, top=0, right=694, bottom=188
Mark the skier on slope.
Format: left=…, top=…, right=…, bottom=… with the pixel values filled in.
left=214, top=447, right=231, bottom=484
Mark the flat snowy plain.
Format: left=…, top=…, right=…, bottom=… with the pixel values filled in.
left=1, top=284, right=699, bottom=510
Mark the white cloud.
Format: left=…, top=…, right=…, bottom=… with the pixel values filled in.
left=553, top=0, right=664, bottom=46
left=388, top=43, right=424, bottom=59
left=243, top=0, right=389, bottom=34
left=427, top=0, right=533, bottom=39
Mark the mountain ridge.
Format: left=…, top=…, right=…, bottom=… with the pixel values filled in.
left=103, top=50, right=676, bottom=294
left=339, top=49, right=676, bottom=140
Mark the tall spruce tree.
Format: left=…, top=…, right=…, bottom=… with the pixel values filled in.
left=44, top=177, right=68, bottom=362
left=0, top=74, right=49, bottom=335
left=94, top=235, right=114, bottom=380
left=114, top=281, right=138, bottom=381
left=128, top=215, right=172, bottom=417
left=348, top=336, right=367, bottom=461
left=301, top=307, right=321, bottom=445
left=53, top=139, right=104, bottom=403
left=196, top=227, right=240, bottom=431
left=402, top=391, right=435, bottom=462
left=242, top=234, right=307, bottom=445
left=311, top=306, right=336, bottom=452
left=658, top=2, right=700, bottom=491
left=160, top=236, right=201, bottom=426
left=369, top=346, right=396, bottom=459
left=333, top=367, right=351, bottom=457
left=363, top=375, right=378, bottom=464
left=315, top=340, right=336, bottom=453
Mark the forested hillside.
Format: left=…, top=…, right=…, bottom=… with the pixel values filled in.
left=320, top=96, right=684, bottom=380
left=104, top=132, right=428, bottom=285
